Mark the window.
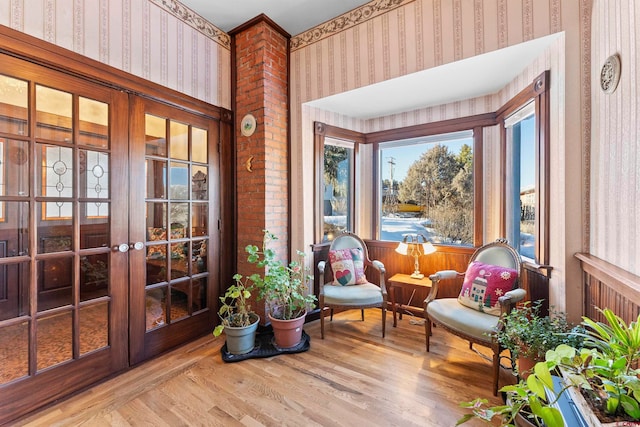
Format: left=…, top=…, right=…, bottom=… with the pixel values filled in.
left=378, top=130, right=474, bottom=246
left=322, top=138, right=354, bottom=241
left=505, top=102, right=535, bottom=259
left=500, top=71, right=550, bottom=265
left=314, top=122, right=362, bottom=243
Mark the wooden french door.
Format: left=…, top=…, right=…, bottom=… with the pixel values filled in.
left=0, top=55, right=129, bottom=423
left=0, top=55, right=223, bottom=423
left=128, top=96, right=218, bottom=364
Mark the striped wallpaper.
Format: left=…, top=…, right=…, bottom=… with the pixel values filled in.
left=290, top=0, right=590, bottom=317
left=590, top=0, right=640, bottom=276
left=0, top=0, right=231, bottom=109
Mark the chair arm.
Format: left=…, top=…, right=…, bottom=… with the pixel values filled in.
left=429, top=270, right=463, bottom=281
left=498, top=288, right=527, bottom=311
left=425, top=270, right=463, bottom=306
left=318, top=261, right=327, bottom=296
left=371, top=260, right=385, bottom=274
left=371, top=260, right=387, bottom=296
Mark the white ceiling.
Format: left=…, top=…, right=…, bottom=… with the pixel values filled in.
left=308, top=33, right=561, bottom=119
left=179, top=0, right=371, bottom=35
left=177, top=1, right=561, bottom=120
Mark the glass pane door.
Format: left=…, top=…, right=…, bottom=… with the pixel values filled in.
left=129, top=97, right=218, bottom=364
left=0, top=55, right=129, bottom=425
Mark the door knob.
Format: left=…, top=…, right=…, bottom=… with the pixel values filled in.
left=130, top=242, right=144, bottom=251
left=112, top=243, right=130, bottom=253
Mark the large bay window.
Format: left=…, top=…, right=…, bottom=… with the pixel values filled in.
left=313, top=72, right=549, bottom=259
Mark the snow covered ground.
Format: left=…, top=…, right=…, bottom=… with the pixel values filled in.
left=379, top=216, right=434, bottom=241
left=326, top=214, right=534, bottom=259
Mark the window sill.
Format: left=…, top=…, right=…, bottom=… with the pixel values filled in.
left=522, top=259, right=553, bottom=278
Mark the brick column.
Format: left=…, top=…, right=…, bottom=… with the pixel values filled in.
left=232, top=17, right=289, bottom=323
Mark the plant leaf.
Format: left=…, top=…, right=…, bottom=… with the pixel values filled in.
left=455, top=414, right=474, bottom=425
left=527, top=374, right=547, bottom=399
left=537, top=407, right=564, bottom=427
left=606, top=396, right=619, bottom=414
left=534, top=361, right=554, bottom=389
left=621, top=394, right=640, bottom=418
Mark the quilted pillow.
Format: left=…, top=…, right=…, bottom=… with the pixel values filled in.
left=457, top=261, right=518, bottom=316
left=329, top=248, right=367, bottom=286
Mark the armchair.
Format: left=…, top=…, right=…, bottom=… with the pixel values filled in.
left=424, top=238, right=525, bottom=395
left=317, top=232, right=387, bottom=338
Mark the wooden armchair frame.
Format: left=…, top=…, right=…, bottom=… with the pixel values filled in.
left=424, top=238, right=525, bottom=395
left=317, top=232, right=388, bottom=339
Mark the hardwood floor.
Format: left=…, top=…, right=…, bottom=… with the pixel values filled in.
left=13, top=309, right=510, bottom=427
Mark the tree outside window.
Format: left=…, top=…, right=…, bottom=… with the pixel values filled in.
left=322, top=139, right=353, bottom=242
left=379, top=131, right=474, bottom=245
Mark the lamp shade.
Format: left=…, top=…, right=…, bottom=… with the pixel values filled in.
left=395, top=241, right=409, bottom=255
left=421, top=241, right=436, bottom=255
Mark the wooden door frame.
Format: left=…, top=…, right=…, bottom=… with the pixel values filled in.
left=0, top=25, right=234, bottom=425
left=128, top=96, right=223, bottom=365
left=0, top=53, right=130, bottom=426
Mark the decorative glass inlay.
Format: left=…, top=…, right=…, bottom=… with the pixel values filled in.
left=44, top=146, right=72, bottom=197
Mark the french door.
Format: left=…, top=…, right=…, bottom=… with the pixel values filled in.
left=0, top=56, right=221, bottom=423
left=0, top=54, right=129, bottom=423
left=128, top=96, right=218, bottom=364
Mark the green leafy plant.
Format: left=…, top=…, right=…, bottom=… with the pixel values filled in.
left=498, top=300, right=583, bottom=362
left=212, top=274, right=256, bottom=337
left=457, top=360, right=566, bottom=427
left=562, top=308, right=640, bottom=420
left=246, top=230, right=317, bottom=320
left=458, top=308, right=640, bottom=426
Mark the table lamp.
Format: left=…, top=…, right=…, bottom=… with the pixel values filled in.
left=395, top=234, right=435, bottom=279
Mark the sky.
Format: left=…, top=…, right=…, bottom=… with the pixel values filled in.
left=380, top=121, right=535, bottom=190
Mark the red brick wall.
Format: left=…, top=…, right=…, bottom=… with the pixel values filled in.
left=234, top=20, right=289, bottom=320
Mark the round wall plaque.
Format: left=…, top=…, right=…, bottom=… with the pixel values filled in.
left=241, top=114, right=257, bottom=136
left=600, top=54, right=621, bottom=94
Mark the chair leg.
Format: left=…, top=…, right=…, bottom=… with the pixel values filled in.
left=361, top=309, right=364, bottom=321
left=330, top=309, right=334, bottom=321
left=425, top=318, right=431, bottom=351
left=381, top=307, right=386, bottom=338
left=320, top=307, right=325, bottom=339
left=492, top=350, right=500, bottom=396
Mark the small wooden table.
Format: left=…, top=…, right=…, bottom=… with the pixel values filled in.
left=388, top=273, right=432, bottom=327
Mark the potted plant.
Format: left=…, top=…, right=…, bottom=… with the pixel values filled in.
left=497, top=300, right=583, bottom=377
left=246, top=230, right=317, bottom=348
left=212, top=274, right=259, bottom=355
left=554, top=308, right=640, bottom=426
left=458, top=307, right=640, bottom=427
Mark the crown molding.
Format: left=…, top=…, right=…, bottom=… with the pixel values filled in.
left=149, top=0, right=231, bottom=50
left=290, top=0, right=410, bottom=51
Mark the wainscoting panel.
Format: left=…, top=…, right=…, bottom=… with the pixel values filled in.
left=576, top=253, right=640, bottom=324
left=520, top=267, right=551, bottom=316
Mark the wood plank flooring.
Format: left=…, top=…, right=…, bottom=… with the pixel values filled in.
left=12, top=309, right=510, bottom=427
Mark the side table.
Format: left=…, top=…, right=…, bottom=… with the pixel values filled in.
left=388, top=273, right=432, bottom=327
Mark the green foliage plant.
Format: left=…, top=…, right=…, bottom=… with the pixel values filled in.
left=246, top=230, right=317, bottom=321
left=561, top=308, right=640, bottom=419
left=498, top=300, right=583, bottom=364
left=212, top=274, right=256, bottom=337
left=458, top=307, right=640, bottom=426
left=457, top=359, right=566, bottom=427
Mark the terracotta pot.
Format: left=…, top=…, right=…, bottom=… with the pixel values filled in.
left=517, top=356, right=539, bottom=380
left=268, top=311, right=306, bottom=348
left=224, top=313, right=259, bottom=355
